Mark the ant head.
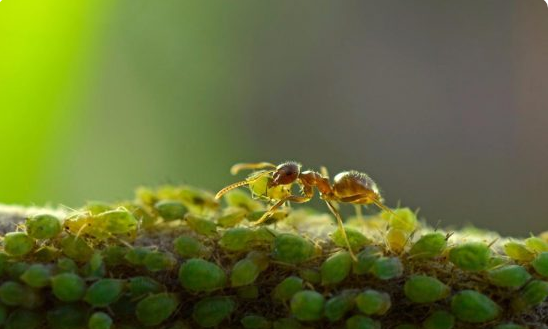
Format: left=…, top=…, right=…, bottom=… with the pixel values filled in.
left=271, top=161, right=301, bottom=186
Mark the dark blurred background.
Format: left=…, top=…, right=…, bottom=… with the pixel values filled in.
left=1, top=0, right=547, bottom=235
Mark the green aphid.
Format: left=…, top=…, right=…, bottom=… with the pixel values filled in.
left=154, top=200, right=187, bottom=221
left=3, top=232, right=35, bottom=256
left=0, top=252, right=9, bottom=275
left=55, top=257, right=78, bottom=273
left=532, top=252, right=548, bottom=277
left=299, top=268, right=321, bottom=284
left=382, top=207, right=417, bottom=232
left=231, top=258, right=261, bottom=287
left=88, top=312, right=113, bottom=329
left=125, top=246, right=152, bottom=265
left=272, top=233, right=316, bottom=264
left=241, top=315, right=271, bottom=329
left=224, top=189, right=263, bottom=212
left=185, top=214, right=217, bottom=236
left=84, top=278, right=125, bottom=307
left=253, top=226, right=276, bottom=243
left=46, top=303, right=88, bottom=329
left=178, top=258, right=226, bottom=292
left=81, top=252, right=106, bottom=279
left=219, top=227, right=256, bottom=252
left=0, top=281, right=41, bottom=307
left=26, top=214, right=62, bottom=239
left=246, top=250, right=269, bottom=271
left=136, top=293, right=180, bottom=326
left=0, top=304, right=6, bottom=326
left=192, top=296, right=235, bottom=328
left=84, top=201, right=113, bottom=215
left=51, top=273, right=86, bottom=302
left=290, top=290, right=325, bottom=321
left=60, top=235, right=93, bottom=262
left=174, top=235, right=210, bottom=258
left=101, top=245, right=129, bottom=266
left=422, top=310, right=455, bottom=329
left=143, top=251, right=176, bottom=272
left=353, top=245, right=382, bottom=275
left=493, top=324, right=527, bottom=329
left=449, top=242, right=491, bottom=272
left=504, top=241, right=535, bottom=262
left=321, top=251, right=352, bottom=285
left=273, top=318, right=303, bottom=329
left=451, top=290, right=501, bottom=323
left=217, top=209, right=247, bottom=228
left=409, top=232, right=447, bottom=259
left=95, top=209, right=138, bottom=235
left=324, top=290, right=357, bottom=322
left=177, top=185, right=219, bottom=212
left=487, top=265, right=531, bottom=288
left=404, top=275, right=450, bottom=303
left=237, top=285, right=260, bottom=299
left=20, top=264, right=51, bottom=288
left=511, top=280, right=548, bottom=311
left=5, top=309, right=43, bottom=329
left=6, top=261, right=30, bottom=279
left=272, top=276, right=304, bottom=302
left=370, top=257, right=403, bottom=280
left=386, top=227, right=408, bottom=253
left=525, top=236, right=548, bottom=253
left=330, top=226, right=371, bottom=251
left=129, top=276, right=165, bottom=298
left=109, top=295, right=137, bottom=320
left=355, top=289, right=391, bottom=315
left=346, top=315, right=381, bottom=329
left=33, top=245, right=60, bottom=262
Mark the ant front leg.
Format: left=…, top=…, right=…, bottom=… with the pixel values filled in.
left=252, top=194, right=312, bottom=226
left=325, top=200, right=357, bottom=261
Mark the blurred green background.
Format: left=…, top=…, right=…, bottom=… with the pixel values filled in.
left=1, top=0, right=547, bottom=235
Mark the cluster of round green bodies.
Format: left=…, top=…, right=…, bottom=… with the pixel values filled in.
left=0, top=186, right=547, bottom=329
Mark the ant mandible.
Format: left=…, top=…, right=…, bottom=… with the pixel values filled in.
left=215, top=161, right=396, bottom=260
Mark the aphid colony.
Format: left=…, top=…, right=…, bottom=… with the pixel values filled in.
left=0, top=181, right=546, bottom=329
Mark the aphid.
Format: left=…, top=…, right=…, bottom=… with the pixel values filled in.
left=192, top=296, right=235, bottom=328
left=88, top=312, right=113, bottom=329
left=450, top=290, right=501, bottom=323
left=184, top=214, right=217, bottom=236
left=216, top=161, right=399, bottom=259
left=324, top=290, right=358, bottom=322
left=128, top=276, right=165, bottom=299
left=409, top=232, right=447, bottom=259
left=320, top=251, right=353, bottom=285
left=3, top=232, right=35, bottom=256
left=330, top=226, right=371, bottom=252
left=4, top=309, right=43, bottom=329
left=84, top=278, right=125, bottom=307
left=370, top=257, right=403, bottom=280
left=178, top=258, right=226, bottom=292
left=154, top=200, right=187, bottom=221
left=272, top=233, right=316, bottom=264
left=355, top=290, right=391, bottom=315
left=143, top=251, right=176, bottom=272
left=26, top=213, right=62, bottom=239
left=422, top=310, right=455, bottom=329
left=346, top=315, right=381, bottom=329
left=299, top=268, right=321, bottom=284
left=386, top=228, right=408, bottom=253
left=486, top=265, right=531, bottom=288
left=504, top=241, right=535, bottom=262
left=136, top=293, right=180, bottom=326
left=173, top=235, right=210, bottom=258
left=63, top=208, right=138, bottom=241
left=290, top=290, right=325, bottom=321
left=524, top=236, right=548, bottom=253
left=51, top=273, right=86, bottom=302
left=403, top=275, right=450, bottom=303
left=353, top=245, right=383, bottom=275
left=20, top=264, right=51, bottom=288
left=0, top=281, right=41, bottom=307
left=241, top=315, right=271, bottom=329
left=218, top=227, right=256, bottom=252
left=230, top=257, right=262, bottom=287
left=272, top=276, right=304, bottom=302
left=55, top=257, right=78, bottom=274
left=46, top=304, right=88, bottom=329
left=532, top=252, right=548, bottom=277
left=511, top=280, right=548, bottom=311
left=60, top=235, right=94, bottom=262
left=449, top=242, right=491, bottom=272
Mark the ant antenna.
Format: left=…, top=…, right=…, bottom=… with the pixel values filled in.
left=230, top=162, right=276, bottom=175
left=215, top=180, right=250, bottom=199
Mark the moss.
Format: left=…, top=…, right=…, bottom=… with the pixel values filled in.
left=0, top=185, right=546, bottom=328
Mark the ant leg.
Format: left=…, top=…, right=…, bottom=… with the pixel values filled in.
left=325, top=200, right=357, bottom=261
left=339, top=194, right=400, bottom=220
left=230, top=162, right=276, bottom=175
left=252, top=195, right=312, bottom=226
left=354, top=204, right=363, bottom=219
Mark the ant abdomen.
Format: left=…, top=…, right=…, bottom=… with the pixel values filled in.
left=332, top=171, right=380, bottom=203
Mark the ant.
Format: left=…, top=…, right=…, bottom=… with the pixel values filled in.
left=215, top=161, right=397, bottom=260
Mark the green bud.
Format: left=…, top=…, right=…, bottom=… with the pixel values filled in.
left=324, top=290, right=357, bottom=322
left=272, top=234, right=316, bottom=264
left=346, top=315, right=381, bottom=329
left=404, top=275, right=450, bottom=303
left=449, top=242, right=491, bottom=272
left=26, top=214, right=62, bottom=239
left=422, top=310, right=455, bottom=329
left=409, top=233, right=447, bottom=259
left=178, top=258, right=226, bottom=292
left=88, top=312, right=113, bottom=329
left=370, top=257, right=403, bottom=280
left=51, top=273, right=86, bottom=302
left=330, top=227, right=371, bottom=251
left=355, top=289, right=391, bottom=315
left=290, top=290, right=325, bottom=321
left=4, top=232, right=35, bottom=256
left=504, top=241, right=534, bottom=262
left=84, top=278, right=125, bottom=307
left=155, top=200, right=187, bottom=220
left=136, top=293, right=180, bottom=326
left=353, top=246, right=382, bottom=275
left=241, top=315, right=271, bottom=329
left=451, top=290, right=501, bottom=323
left=20, top=264, right=51, bottom=288
left=272, top=276, right=304, bottom=302
left=532, top=252, right=548, bottom=277
left=487, top=265, right=531, bottom=288
left=192, top=296, right=235, bottom=328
